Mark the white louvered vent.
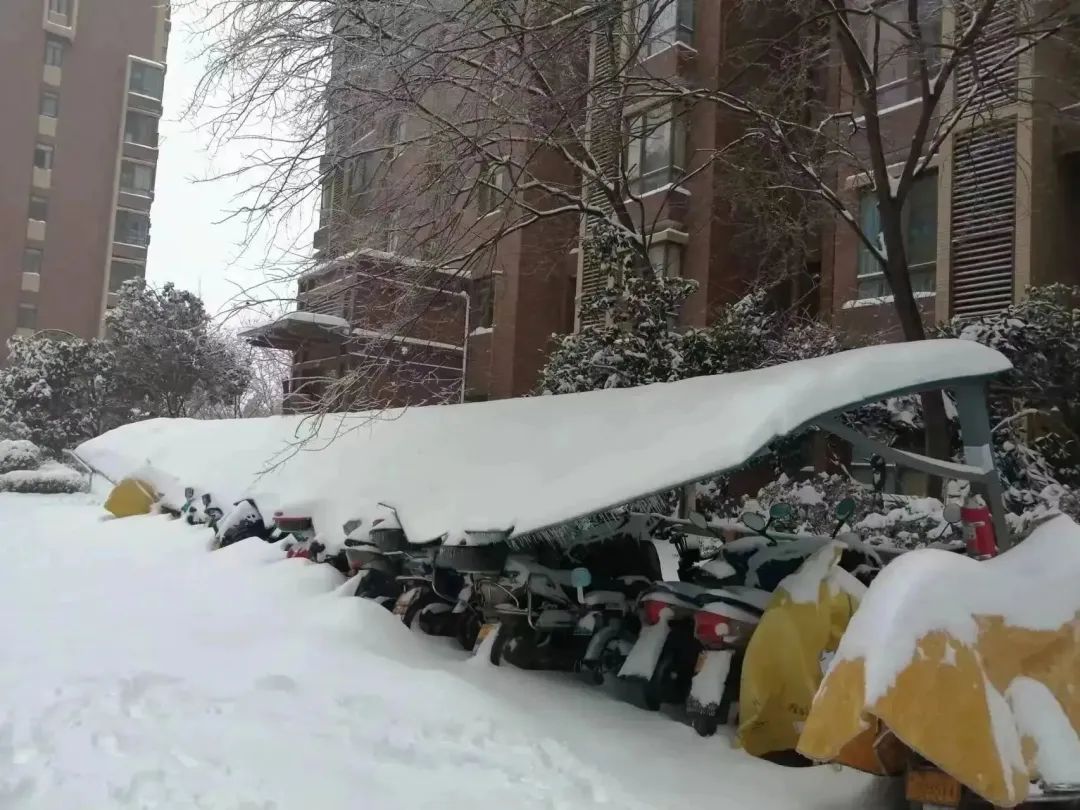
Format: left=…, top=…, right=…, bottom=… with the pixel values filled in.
left=950, top=123, right=1016, bottom=317
left=577, top=9, right=623, bottom=328
left=953, top=1, right=1019, bottom=109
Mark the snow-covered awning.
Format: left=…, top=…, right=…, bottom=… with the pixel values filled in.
left=241, top=311, right=351, bottom=350
left=78, top=339, right=1011, bottom=547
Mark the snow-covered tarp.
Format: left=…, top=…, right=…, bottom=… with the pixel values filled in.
left=798, top=514, right=1080, bottom=807
left=77, top=340, right=1010, bottom=546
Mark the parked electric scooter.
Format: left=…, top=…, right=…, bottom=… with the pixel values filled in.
left=684, top=498, right=860, bottom=736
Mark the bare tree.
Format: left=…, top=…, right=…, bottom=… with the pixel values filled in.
left=192, top=0, right=1080, bottom=466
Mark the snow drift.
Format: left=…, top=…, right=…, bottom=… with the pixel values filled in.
left=76, top=340, right=1009, bottom=546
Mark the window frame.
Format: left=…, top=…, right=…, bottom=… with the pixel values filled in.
left=625, top=102, right=686, bottom=195
left=476, top=162, right=509, bottom=215
left=113, top=208, right=151, bottom=247
left=48, top=0, right=72, bottom=15
left=856, top=171, right=938, bottom=299
left=22, top=247, right=44, bottom=275
left=44, top=36, right=65, bottom=67
left=129, top=61, right=165, bottom=100
left=34, top=143, right=54, bottom=170
left=635, top=0, right=695, bottom=58
left=647, top=239, right=683, bottom=277
left=123, top=110, right=159, bottom=148
left=109, top=259, right=145, bottom=293
left=17, top=303, right=38, bottom=330
left=119, top=160, right=155, bottom=196
left=28, top=195, right=49, bottom=222
left=864, top=0, right=944, bottom=108
left=40, top=91, right=60, bottom=118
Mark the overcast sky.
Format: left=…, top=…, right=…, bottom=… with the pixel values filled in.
left=147, top=5, right=315, bottom=324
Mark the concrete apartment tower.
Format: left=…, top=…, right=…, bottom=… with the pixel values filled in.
left=0, top=0, right=170, bottom=346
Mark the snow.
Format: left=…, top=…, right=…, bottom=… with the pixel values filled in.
left=276, top=310, right=351, bottom=331
left=0, top=493, right=887, bottom=809
left=78, top=340, right=1010, bottom=547
left=1007, top=678, right=1080, bottom=785
left=0, top=439, right=40, bottom=474
left=0, top=461, right=85, bottom=494
left=828, top=514, right=1080, bottom=787
left=689, top=650, right=733, bottom=711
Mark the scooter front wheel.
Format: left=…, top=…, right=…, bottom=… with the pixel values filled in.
left=692, top=712, right=719, bottom=738
left=457, top=611, right=482, bottom=651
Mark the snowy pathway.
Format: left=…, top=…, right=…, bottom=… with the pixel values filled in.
left=0, top=494, right=892, bottom=809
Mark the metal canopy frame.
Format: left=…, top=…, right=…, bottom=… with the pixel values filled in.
left=509, top=374, right=1012, bottom=551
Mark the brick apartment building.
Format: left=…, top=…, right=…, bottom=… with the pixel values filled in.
left=250, top=0, right=1080, bottom=414
left=824, top=2, right=1080, bottom=336
left=0, top=0, right=170, bottom=347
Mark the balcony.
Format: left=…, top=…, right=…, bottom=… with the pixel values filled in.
left=42, top=65, right=62, bottom=87
left=26, top=220, right=46, bottom=242
left=32, top=167, right=51, bottom=191
left=38, top=116, right=57, bottom=137
left=21, top=273, right=40, bottom=294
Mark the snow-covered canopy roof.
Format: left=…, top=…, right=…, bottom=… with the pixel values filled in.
left=78, top=339, right=1010, bottom=545
left=240, top=310, right=351, bottom=349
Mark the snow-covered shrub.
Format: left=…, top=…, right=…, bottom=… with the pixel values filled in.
left=0, top=462, right=86, bottom=494
left=0, top=335, right=119, bottom=454
left=538, top=221, right=846, bottom=395
left=0, top=439, right=42, bottom=474
left=708, top=473, right=957, bottom=550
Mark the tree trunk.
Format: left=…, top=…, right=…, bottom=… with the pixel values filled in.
left=884, top=233, right=952, bottom=496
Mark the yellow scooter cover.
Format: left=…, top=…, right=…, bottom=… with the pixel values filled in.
left=104, top=477, right=158, bottom=518
left=798, top=515, right=1080, bottom=808
left=737, top=541, right=864, bottom=757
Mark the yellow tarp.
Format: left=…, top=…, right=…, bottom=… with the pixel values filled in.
left=797, top=516, right=1080, bottom=808
left=737, top=542, right=863, bottom=757
left=104, top=477, right=157, bottom=518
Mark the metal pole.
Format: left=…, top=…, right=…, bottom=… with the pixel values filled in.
left=460, top=290, right=470, bottom=404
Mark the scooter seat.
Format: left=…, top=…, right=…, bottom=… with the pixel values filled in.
left=697, top=585, right=772, bottom=612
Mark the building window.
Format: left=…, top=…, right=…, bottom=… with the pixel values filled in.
left=866, top=0, right=943, bottom=108
left=40, top=91, right=60, bottom=118
left=123, top=111, right=159, bottom=147
left=114, top=209, right=150, bottom=246
left=23, top=248, right=43, bottom=275
left=44, top=36, right=66, bottom=67
left=109, top=260, right=145, bottom=292
left=129, top=62, right=165, bottom=99
left=345, top=153, right=377, bottom=198
left=635, top=0, right=694, bottom=57
left=625, top=103, right=685, bottom=195
left=28, top=195, right=48, bottom=222
left=647, top=239, right=683, bottom=277
left=48, top=0, right=72, bottom=16
left=470, top=275, right=495, bottom=328
left=856, top=172, right=938, bottom=299
left=120, top=161, right=155, bottom=195
left=34, top=143, right=54, bottom=170
left=477, top=163, right=508, bottom=215
left=17, top=303, right=37, bottom=330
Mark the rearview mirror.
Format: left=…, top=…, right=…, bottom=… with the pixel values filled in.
left=184, top=487, right=194, bottom=500
left=834, top=497, right=857, bottom=522
left=942, top=503, right=963, bottom=524
left=342, top=518, right=363, bottom=536
left=201, top=493, right=212, bottom=507
left=688, top=511, right=709, bottom=530
left=741, top=512, right=768, bottom=532
left=570, top=567, right=592, bottom=590
left=570, top=567, right=591, bottom=604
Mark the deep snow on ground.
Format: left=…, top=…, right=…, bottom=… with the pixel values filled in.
left=0, top=494, right=891, bottom=809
